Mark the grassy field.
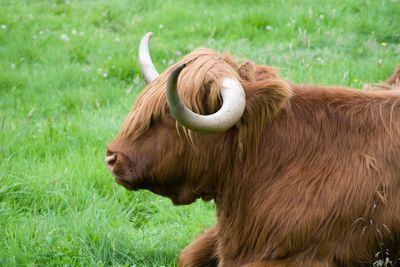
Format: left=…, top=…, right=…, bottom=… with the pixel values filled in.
left=0, top=0, right=399, bottom=266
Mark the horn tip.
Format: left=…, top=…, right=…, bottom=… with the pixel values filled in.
left=141, top=32, right=153, bottom=41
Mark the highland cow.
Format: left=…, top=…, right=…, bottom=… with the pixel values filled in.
left=106, top=32, right=400, bottom=266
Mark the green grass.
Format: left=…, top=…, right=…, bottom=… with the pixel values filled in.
left=0, top=0, right=399, bottom=266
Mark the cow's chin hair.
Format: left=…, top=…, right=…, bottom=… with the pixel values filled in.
left=115, top=175, right=204, bottom=205
left=150, top=188, right=200, bottom=206
left=170, top=192, right=199, bottom=206
left=115, top=177, right=137, bottom=191
left=113, top=173, right=150, bottom=191
left=169, top=190, right=216, bottom=205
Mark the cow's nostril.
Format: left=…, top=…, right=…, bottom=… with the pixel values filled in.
left=105, top=153, right=117, bottom=170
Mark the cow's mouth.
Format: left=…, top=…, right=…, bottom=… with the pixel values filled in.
left=115, top=178, right=136, bottom=190
left=200, top=192, right=215, bottom=202
left=114, top=176, right=150, bottom=191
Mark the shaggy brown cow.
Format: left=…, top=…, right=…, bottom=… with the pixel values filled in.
left=106, top=32, right=400, bottom=267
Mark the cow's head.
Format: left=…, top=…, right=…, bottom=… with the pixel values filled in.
left=106, top=32, right=292, bottom=205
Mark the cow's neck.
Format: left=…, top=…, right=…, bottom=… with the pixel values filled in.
left=183, top=130, right=239, bottom=202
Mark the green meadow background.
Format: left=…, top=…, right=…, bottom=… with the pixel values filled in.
left=0, top=0, right=399, bottom=266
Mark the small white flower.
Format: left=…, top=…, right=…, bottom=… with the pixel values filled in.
left=1, top=24, right=7, bottom=30
left=60, top=34, right=69, bottom=42
left=159, top=24, right=164, bottom=29
left=265, top=25, right=273, bottom=31
left=71, top=29, right=77, bottom=35
left=103, top=72, right=108, bottom=78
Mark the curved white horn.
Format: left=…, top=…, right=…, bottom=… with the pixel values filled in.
left=166, top=64, right=246, bottom=133
left=138, top=32, right=159, bottom=83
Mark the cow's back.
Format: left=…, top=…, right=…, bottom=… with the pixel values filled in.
left=219, top=86, right=400, bottom=265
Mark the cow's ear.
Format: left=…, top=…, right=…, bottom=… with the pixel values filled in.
left=238, top=78, right=292, bottom=159
left=237, top=61, right=279, bottom=82
left=237, top=60, right=257, bottom=81
left=253, top=64, right=279, bottom=80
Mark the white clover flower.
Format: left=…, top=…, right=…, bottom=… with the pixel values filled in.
left=60, top=34, right=69, bottom=42
left=265, top=25, right=273, bottom=31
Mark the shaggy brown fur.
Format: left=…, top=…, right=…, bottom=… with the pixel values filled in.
left=106, top=49, right=400, bottom=267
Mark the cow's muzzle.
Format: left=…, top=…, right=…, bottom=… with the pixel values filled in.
left=105, top=148, right=138, bottom=190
